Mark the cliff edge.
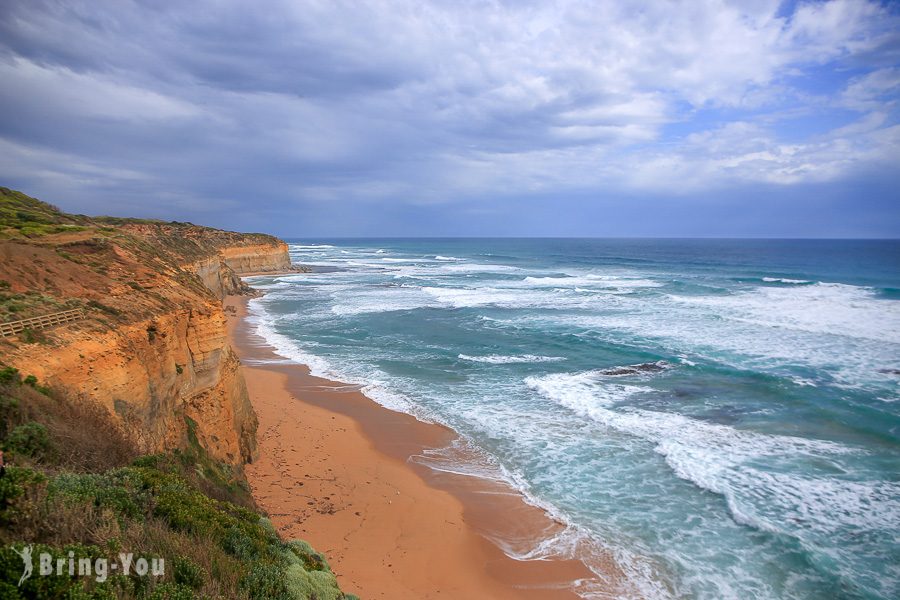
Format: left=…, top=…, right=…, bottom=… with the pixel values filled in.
left=0, top=187, right=297, bottom=468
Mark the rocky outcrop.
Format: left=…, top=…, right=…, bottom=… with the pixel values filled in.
left=191, top=255, right=249, bottom=300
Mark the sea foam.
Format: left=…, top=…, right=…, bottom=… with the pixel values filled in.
left=458, top=353, right=567, bottom=364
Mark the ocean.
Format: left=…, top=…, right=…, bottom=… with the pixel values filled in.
left=245, top=238, right=900, bottom=600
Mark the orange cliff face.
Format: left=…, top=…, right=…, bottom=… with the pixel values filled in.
left=220, top=242, right=292, bottom=274
left=10, top=306, right=258, bottom=463
left=0, top=199, right=295, bottom=468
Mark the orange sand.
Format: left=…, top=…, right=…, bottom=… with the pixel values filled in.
left=226, top=296, right=624, bottom=599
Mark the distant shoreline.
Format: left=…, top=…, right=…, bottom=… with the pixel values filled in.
left=225, top=292, right=622, bottom=599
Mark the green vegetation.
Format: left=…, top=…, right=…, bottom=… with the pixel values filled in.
left=4, top=422, right=52, bottom=460
left=0, top=368, right=356, bottom=599
left=0, top=187, right=88, bottom=238
left=85, top=300, right=122, bottom=319
left=93, top=216, right=170, bottom=226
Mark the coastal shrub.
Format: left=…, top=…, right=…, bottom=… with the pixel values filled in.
left=0, top=394, right=19, bottom=438
left=0, top=366, right=20, bottom=385
left=21, top=374, right=50, bottom=396
left=284, top=562, right=345, bottom=600
left=143, top=582, right=197, bottom=600
left=242, top=560, right=291, bottom=599
left=287, top=539, right=329, bottom=572
left=172, top=556, right=206, bottom=590
left=0, top=467, right=45, bottom=523
left=4, top=422, right=52, bottom=459
left=87, top=299, right=121, bottom=317
left=222, top=525, right=264, bottom=560
left=48, top=469, right=150, bottom=520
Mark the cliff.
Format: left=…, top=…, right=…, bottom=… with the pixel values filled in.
left=0, top=188, right=357, bottom=599
left=0, top=187, right=297, bottom=467
left=220, top=242, right=293, bottom=274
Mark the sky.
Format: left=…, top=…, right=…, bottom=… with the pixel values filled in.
left=0, top=0, right=899, bottom=238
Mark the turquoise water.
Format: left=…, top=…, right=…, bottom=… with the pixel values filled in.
left=247, top=239, right=900, bottom=600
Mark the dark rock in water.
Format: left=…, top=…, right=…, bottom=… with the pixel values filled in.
left=598, top=361, right=670, bottom=377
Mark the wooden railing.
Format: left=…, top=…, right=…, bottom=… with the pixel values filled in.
left=0, top=308, right=85, bottom=338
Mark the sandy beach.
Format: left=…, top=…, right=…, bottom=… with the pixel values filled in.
left=225, top=295, right=623, bottom=599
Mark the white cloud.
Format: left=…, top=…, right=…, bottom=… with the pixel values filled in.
left=617, top=117, right=900, bottom=192
left=841, top=68, right=900, bottom=111
left=0, top=0, right=898, bottom=210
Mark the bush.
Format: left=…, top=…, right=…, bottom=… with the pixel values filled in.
left=0, top=467, right=45, bottom=520
left=4, top=422, right=52, bottom=459
left=86, top=300, right=121, bottom=317
left=21, top=375, right=50, bottom=396
left=143, top=582, right=197, bottom=599
left=284, top=562, right=346, bottom=600
left=242, top=560, right=290, bottom=599
left=287, top=539, right=328, bottom=572
left=0, top=394, right=19, bottom=439
left=0, top=367, right=20, bottom=386
left=50, top=471, right=147, bottom=522
left=172, top=556, right=205, bottom=590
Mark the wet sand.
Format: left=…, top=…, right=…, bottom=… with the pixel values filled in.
left=226, top=295, right=625, bottom=599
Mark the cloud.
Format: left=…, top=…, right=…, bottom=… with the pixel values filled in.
left=0, top=57, right=198, bottom=122
left=0, top=0, right=898, bottom=235
left=618, top=118, right=900, bottom=191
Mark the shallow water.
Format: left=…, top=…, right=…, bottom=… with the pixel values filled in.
left=247, top=239, right=900, bottom=600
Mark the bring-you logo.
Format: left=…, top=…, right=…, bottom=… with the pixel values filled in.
left=9, top=544, right=164, bottom=586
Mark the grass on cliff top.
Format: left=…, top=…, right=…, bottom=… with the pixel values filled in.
left=0, top=187, right=90, bottom=239
left=0, top=367, right=358, bottom=600
left=1, top=186, right=282, bottom=249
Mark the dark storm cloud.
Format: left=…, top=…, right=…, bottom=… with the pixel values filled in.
left=0, top=0, right=898, bottom=236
